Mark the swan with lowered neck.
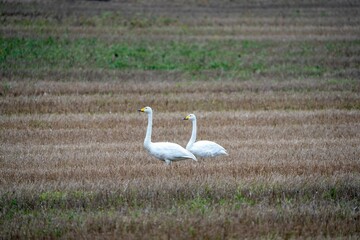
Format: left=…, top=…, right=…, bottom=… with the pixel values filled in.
left=138, top=106, right=197, bottom=165
left=183, top=114, right=228, bottom=158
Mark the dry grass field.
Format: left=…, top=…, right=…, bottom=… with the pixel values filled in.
left=1, top=0, right=360, bottom=239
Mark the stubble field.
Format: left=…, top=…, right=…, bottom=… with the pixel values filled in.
left=1, top=0, right=360, bottom=239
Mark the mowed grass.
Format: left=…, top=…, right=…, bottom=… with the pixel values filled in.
left=2, top=108, right=360, bottom=239
left=1, top=81, right=360, bottom=238
left=1, top=0, right=360, bottom=239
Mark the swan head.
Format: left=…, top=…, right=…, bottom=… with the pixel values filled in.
left=183, top=114, right=196, bottom=121
left=138, top=106, right=152, bottom=114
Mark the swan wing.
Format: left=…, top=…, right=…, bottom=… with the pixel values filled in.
left=150, top=142, right=197, bottom=162
left=188, top=140, right=228, bottom=158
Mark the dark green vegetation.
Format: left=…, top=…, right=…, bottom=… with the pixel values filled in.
left=1, top=37, right=359, bottom=79
left=1, top=0, right=360, bottom=239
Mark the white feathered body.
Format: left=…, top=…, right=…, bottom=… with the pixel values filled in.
left=146, top=142, right=197, bottom=162
left=187, top=140, right=228, bottom=158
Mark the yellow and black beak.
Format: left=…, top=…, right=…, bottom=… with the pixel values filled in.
left=138, top=107, right=145, bottom=112
left=183, top=115, right=190, bottom=120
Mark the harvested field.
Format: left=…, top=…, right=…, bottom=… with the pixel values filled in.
left=1, top=0, right=360, bottom=239
left=2, top=107, right=360, bottom=239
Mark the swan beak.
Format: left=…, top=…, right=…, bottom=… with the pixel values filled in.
left=183, top=115, right=190, bottom=120
left=138, top=107, right=145, bottom=112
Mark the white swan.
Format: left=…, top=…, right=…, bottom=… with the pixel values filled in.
left=138, top=106, right=197, bottom=165
left=183, top=114, right=228, bottom=158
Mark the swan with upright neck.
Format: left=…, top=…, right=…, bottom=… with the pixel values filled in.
left=183, top=114, right=228, bottom=158
left=138, top=107, right=197, bottom=165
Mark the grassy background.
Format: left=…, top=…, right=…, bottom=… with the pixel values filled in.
left=1, top=0, right=360, bottom=239
left=2, top=37, right=359, bottom=76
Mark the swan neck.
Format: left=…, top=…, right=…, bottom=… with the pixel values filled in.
left=144, top=111, right=152, bottom=147
left=188, top=118, right=197, bottom=147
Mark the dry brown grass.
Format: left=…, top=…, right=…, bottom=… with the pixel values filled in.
left=1, top=80, right=360, bottom=238
left=1, top=0, right=360, bottom=238
left=2, top=0, right=360, bottom=41
left=1, top=80, right=359, bottom=114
